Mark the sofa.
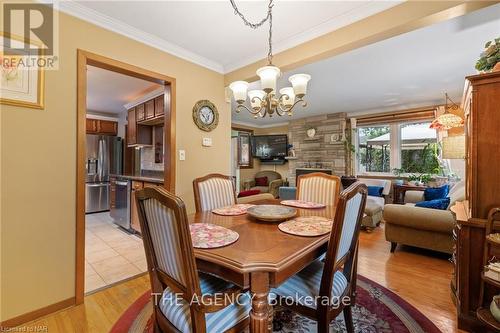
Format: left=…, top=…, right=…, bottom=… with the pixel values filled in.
left=383, top=181, right=465, bottom=254
left=247, top=170, right=284, bottom=198
left=357, top=178, right=391, bottom=230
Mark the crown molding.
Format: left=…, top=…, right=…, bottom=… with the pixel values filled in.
left=54, top=0, right=225, bottom=73
left=124, top=87, right=164, bottom=110
left=222, top=1, right=402, bottom=73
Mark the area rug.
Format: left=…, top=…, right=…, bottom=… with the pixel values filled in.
left=110, top=275, right=441, bottom=332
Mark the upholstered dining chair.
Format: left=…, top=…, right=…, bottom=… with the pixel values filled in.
left=297, top=172, right=341, bottom=206
left=272, top=182, right=368, bottom=333
left=193, top=173, right=237, bottom=213
left=135, top=186, right=250, bottom=333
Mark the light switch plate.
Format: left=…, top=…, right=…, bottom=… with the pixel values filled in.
left=179, top=150, right=186, bottom=161
left=202, top=137, right=212, bottom=147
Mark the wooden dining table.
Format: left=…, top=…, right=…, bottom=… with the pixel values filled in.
left=188, top=199, right=337, bottom=333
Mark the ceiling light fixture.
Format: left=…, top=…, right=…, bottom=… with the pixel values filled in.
left=229, top=0, right=311, bottom=118
left=430, top=93, right=464, bottom=130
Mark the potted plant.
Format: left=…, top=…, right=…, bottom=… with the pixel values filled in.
left=407, top=174, right=422, bottom=186
left=476, top=38, right=500, bottom=73
left=392, top=168, right=405, bottom=185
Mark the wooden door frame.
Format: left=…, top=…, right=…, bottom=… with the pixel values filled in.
left=76, top=49, right=176, bottom=304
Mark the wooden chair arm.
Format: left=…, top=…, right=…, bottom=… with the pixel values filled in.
left=196, top=286, right=246, bottom=313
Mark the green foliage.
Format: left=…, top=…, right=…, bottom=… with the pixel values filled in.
left=475, top=37, right=500, bottom=72
left=401, top=143, right=441, bottom=174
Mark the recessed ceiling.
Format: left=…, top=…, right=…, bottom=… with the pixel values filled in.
left=86, top=66, right=161, bottom=114
left=232, top=4, right=500, bottom=127
left=62, top=1, right=401, bottom=73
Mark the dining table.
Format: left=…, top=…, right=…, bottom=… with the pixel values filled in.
left=188, top=199, right=337, bottom=333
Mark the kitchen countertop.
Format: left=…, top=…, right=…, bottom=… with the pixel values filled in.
left=111, top=174, right=164, bottom=184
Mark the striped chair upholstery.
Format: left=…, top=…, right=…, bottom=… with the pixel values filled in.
left=160, top=273, right=252, bottom=333
left=336, top=192, right=363, bottom=262
left=143, top=198, right=187, bottom=285
left=195, top=175, right=236, bottom=212
left=297, top=174, right=340, bottom=206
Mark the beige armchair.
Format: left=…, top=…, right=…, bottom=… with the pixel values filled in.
left=383, top=181, right=465, bottom=254
left=247, top=170, right=283, bottom=198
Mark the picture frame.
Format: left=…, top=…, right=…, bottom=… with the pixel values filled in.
left=0, top=33, right=45, bottom=109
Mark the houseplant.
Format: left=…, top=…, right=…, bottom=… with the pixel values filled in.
left=476, top=38, right=500, bottom=73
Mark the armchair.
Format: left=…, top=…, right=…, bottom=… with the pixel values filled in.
left=247, top=170, right=284, bottom=198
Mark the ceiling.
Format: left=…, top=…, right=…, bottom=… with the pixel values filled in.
left=86, top=66, right=161, bottom=114
left=232, top=4, right=500, bottom=126
left=63, top=1, right=401, bottom=73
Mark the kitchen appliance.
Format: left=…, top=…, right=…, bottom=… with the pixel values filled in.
left=85, top=135, right=123, bottom=213
left=110, top=178, right=131, bottom=230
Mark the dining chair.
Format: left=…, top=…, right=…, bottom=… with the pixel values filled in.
left=135, top=186, right=250, bottom=333
left=193, top=173, right=237, bottom=212
left=272, top=182, right=368, bottom=333
left=297, top=172, right=341, bottom=206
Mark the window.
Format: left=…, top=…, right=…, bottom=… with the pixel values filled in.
left=356, top=121, right=439, bottom=175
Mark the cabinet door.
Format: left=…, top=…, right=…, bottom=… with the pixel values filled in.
left=136, top=104, right=145, bottom=121
left=98, top=120, right=118, bottom=135
left=109, top=177, right=116, bottom=210
left=155, top=95, right=164, bottom=117
left=127, top=108, right=137, bottom=145
left=86, top=119, right=98, bottom=134
left=130, top=181, right=143, bottom=234
left=145, top=100, right=155, bottom=119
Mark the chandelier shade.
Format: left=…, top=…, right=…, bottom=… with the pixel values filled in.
left=248, top=90, right=266, bottom=109
left=256, top=66, right=281, bottom=92
left=289, top=74, right=311, bottom=97
left=429, top=93, right=464, bottom=130
left=279, top=87, right=295, bottom=107
left=229, top=81, right=249, bottom=103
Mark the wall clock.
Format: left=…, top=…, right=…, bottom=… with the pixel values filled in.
left=192, top=100, right=219, bottom=132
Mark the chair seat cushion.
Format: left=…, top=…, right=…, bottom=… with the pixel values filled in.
left=272, top=260, right=348, bottom=309
left=159, top=272, right=251, bottom=333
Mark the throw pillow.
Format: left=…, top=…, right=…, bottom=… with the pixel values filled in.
left=424, top=185, right=449, bottom=201
left=367, top=186, right=384, bottom=197
left=255, top=176, right=268, bottom=187
left=341, top=176, right=358, bottom=189
left=415, top=198, right=451, bottom=210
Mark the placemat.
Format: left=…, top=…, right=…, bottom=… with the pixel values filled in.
left=212, top=204, right=255, bottom=216
left=190, top=223, right=239, bottom=249
left=278, top=216, right=333, bottom=237
left=281, top=200, right=326, bottom=209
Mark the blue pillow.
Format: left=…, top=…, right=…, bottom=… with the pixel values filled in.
left=367, top=186, right=384, bottom=197
left=415, top=198, right=450, bottom=210
left=424, top=185, right=449, bottom=201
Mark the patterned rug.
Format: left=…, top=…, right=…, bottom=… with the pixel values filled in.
left=110, top=275, right=441, bottom=332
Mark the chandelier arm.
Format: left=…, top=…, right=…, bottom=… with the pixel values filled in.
left=235, top=103, right=263, bottom=115
left=277, top=98, right=307, bottom=114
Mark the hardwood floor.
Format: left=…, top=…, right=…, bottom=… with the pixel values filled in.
left=14, top=223, right=458, bottom=332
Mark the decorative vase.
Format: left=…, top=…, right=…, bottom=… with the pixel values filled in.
left=394, top=179, right=404, bottom=186
left=490, top=295, right=500, bottom=322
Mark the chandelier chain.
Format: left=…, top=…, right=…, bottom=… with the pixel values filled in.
left=230, top=0, right=274, bottom=64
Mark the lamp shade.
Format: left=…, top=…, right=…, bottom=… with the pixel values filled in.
left=279, top=87, right=295, bottom=107
left=256, top=66, right=280, bottom=92
left=289, top=74, right=311, bottom=97
left=248, top=90, right=266, bottom=109
left=229, top=81, right=249, bottom=102
left=442, top=135, right=465, bottom=159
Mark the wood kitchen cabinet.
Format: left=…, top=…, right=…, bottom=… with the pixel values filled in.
left=86, top=119, right=98, bottom=133
left=145, top=100, right=155, bottom=119
left=136, top=103, right=145, bottom=121
left=109, top=177, right=116, bottom=210
left=86, top=118, right=118, bottom=136
left=155, top=95, right=164, bottom=117
left=127, top=107, right=152, bottom=146
left=130, top=181, right=143, bottom=234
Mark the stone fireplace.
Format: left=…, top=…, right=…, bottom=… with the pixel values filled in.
left=287, top=113, right=348, bottom=186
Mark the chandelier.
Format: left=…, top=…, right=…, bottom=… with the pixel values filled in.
left=430, top=93, right=464, bottom=130
left=229, top=0, right=311, bottom=118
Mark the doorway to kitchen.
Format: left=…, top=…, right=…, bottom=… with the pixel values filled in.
left=76, top=50, right=176, bottom=304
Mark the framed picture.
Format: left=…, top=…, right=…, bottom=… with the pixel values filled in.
left=237, top=131, right=252, bottom=168
left=1, top=33, right=45, bottom=109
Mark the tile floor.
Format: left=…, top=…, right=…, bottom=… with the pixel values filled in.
left=85, top=212, right=147, bottom=293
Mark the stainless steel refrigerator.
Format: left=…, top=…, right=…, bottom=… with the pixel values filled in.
left=86, top=135, right=123, bottom=213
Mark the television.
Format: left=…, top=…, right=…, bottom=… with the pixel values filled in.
left=252, top=135, right=288, bottom=160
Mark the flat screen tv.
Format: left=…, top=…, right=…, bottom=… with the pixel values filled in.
left=252, top=135, right=288, bottom=160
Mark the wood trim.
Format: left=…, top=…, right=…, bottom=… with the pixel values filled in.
left=355, top=107, right=437, bottom=126
left=76, top=49, right=176, bottom=305
left=0, top=297, right=75, bottom=328
left=192, top=173, right=237, bottom=213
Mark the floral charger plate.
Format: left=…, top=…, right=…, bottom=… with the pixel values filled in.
left=246, top=205, right=297, bottom=222
left=212, top=204, right=255, bottom=216
left=189, top=223, right=239, bottom=249
left=281, top=200, right=326, bottom=209
left=278, top=216, right=333, bottom=237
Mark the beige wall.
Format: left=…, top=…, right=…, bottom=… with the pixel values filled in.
left=0, top=10, right=229, bottom=321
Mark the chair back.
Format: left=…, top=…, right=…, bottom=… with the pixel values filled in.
left=320, top=182, right=367, bottom=302
left=297, top=172, right=341, bottom=206
left=193, top=174, right=237, bottom=212
left=135, top=187, right=201, bottom=301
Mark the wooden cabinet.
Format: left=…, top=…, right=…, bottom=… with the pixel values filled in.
left=86, top=118, right=118, bottom=135
left=127, top=108, right=152, bottom=146
left=127, top=108, right=137, bottom=144
left=110, top=177, right=116, bottom=210
left=130, top=181, right=143, bottom=234
left=136, top=104, right=145, bottom=122
left=145, top=100, right=155, bottom=119
left=155, top=95, right=164, bottom=117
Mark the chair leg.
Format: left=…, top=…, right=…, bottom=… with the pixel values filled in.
left=343, top=306, right=355, bottom=333
left=390, top=242, right=397, bottom=253
left=317, top=320, right=329, bottom=333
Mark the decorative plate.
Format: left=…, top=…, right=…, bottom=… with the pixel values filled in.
left=246, top=205, right=297, bottom=222
left=281, top=200, right=326, bottom=209
left=190, top=223, right=239, bottom=249
left=278, top=216, right=333, bottom=237
left=212, top=204, right=255, bottom=216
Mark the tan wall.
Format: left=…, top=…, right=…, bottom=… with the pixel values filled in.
left=0, top=10, right=229, bottom=321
